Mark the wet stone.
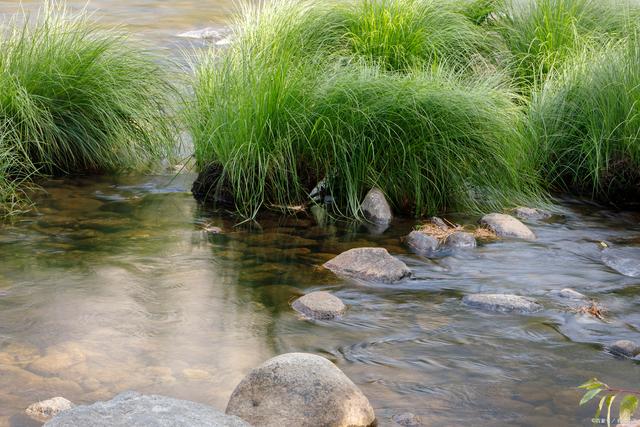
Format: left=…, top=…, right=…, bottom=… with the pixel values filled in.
left=392, top=412, right=422, bottom=426
left=480, top=213, right=536, bottom=240
left=292, top=291, right=346, bottom=320
left=602, top=247, right=640, bottom=278
left=361, top=188, right=393, bottom=225
left=609, top=340, right=640, bottom=358
left=514, top=207, right=552, bottom=221
left=26, top=397, right=73, bottom=422
left=443, top=232, right=476, bottom=250
left=550, top=288, right=587, bottom=300
left=463, top=294, right=542, bottom=313
left=323, top=247, right=411, bottom=283
left=405, top=231, right=438, bottom=256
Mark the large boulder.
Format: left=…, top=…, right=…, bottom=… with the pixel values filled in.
left=292, top=291, right=346, bottom=320
left=405, top=231, right=438, bottom=256
left=226, top=353, right=375, bottom=427
left=45, top=391, right=251, bottom=427
left=480, top=213, right=535, bottom=240
left=361, top=188, right=392, bottom=225
left=26, top=397, right=73, bottom=422
left=463, top=294, right=542, bottom=313
left=323, top=248, right=410, bottom=283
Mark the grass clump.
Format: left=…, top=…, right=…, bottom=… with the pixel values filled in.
left=0, top=2, right=177, bottom=216
left=528, top=36, right=640, bottom=203
left=188, top=0, right=541, bottom=220
left=496, top=0, right=639, bottom=89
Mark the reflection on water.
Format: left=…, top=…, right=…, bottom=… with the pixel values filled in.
left=0, top=173, right=640, bottom=426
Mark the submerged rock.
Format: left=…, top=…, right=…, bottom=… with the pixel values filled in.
left=226, top=353, right=375, bottom=427
left=463, top=294, right=542, bottom=313
left=361, top=188, right=393, bottom=225
left=602, top=247, right=640, bottom=278
left=26, top=397, right=73, bottom=422
left=45, top=391, right=250, bottom=427
left=443, top=232, right=477, bottom=249
left=323, top=248, right=410, bottom=283
left=392, top=412, right=422, bottom=426
left=550, top=288, right=587, bottom=300
left=608, top=340, right=640, bottom=358
left=405, top=231, right=438, bottom=256
left=177, top=27, right=225, bottom=40
left=292, top=291, right=346, bottom=320
left=514, top=207, right=552, bottom=221
left=480, top=213, right=536, bottom=240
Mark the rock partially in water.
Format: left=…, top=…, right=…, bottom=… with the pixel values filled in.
left=514, top=207, right=552, bottom=221
left=602, top=247, right=640, bottom=277
left=392, top=412, right=422, bottom=426
left=26, top=397, right=73, bottom=422
left=361, top=188, right=393, bottom=225
left=550, top=288, right=587, bottom=300
left=443, top=232, right=477, bottom=250
left=480, top=213, right=536, bottom=240
left=427, top=217, right=449, bottom=230
left=323, top=248, right=411, bottom=283
left=45, top=391, right=250, bottom=427
left=226, top=353, right=375, bottom=427
left=608, top=340, right=640, bottom=358
left=292, top=291, right=346, bottom=320
left=177, top=27, right=225, bottom=40
left=463, top=294, right=542, bottom=313
left=405, top=231, right=438, bottom=256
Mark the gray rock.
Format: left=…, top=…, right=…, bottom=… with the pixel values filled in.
left=480, top=213, right=536, bottom=240
left=405, top=231, right=438, bottom=256
left=463, top=294, right=542, bottom=313
left=550, top=288, right=587, bottom=300
left=26, top=397, right=73, bottom=422
left=323, top=247, right=410, bottom=283
left=361, top=188, right=392, bottom=225
left=602, top=248, right=640, bottom=278
left=392, top=412, right=422, bottom=426
left=609, top=340, right=640, bottom=358
left=45, top=391, right=251, bottom=427
left=292, top=291, right=346, bottom=320
left=226, top=353, right=375, bottom=427
left=444, top=232, right=477, bottom=249
left=428, top=217, right=449, bottom=230
left=514, top=207, right=552, bottom=220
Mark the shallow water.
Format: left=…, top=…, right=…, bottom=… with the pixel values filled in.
left=1, top=1, right=640, bottom=426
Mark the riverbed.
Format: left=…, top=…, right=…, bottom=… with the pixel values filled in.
left=1, top=2, right=640, bottom=426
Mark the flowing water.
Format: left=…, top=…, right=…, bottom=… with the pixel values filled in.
left=2, top=2, right=640, bottom=427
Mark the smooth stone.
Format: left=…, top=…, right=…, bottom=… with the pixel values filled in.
left=26, top=397, right=73, bottom=422
left=292, top=291, right=346, bottom=320
left=514, top=207, right=552, bottom=220
left=361, top=188, right=393, bottom=225
left=392, top=412, right=422, bottom=426
left=463, top=294, right=542, bottom=313
left=602, top=248, right=640, bottom=278
left=443, top=232, right=477, bottom=249
left=323, top=247, right=411, bottom=283
left=405, top=231, right=438, bottom=256
left=480, top=213, right=536, bottom=240
left=609, top=340, right=640, bottom=358
left=225, top=353, right=375, bottom=427
left=45, top=391, right=251, bottom=427
left=550, top=288, right=587, bottom=300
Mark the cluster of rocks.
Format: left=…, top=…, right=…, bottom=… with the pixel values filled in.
left=41, top=353, right=378, bottom=427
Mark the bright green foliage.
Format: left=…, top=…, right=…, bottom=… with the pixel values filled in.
left=0, top=2, right=177, bottom=216
left=496, top=0, right=639, bottom=89
left=187, top=0, right=541, bottom=219
left=527, top=36, right=640, bottom=201
left=579, top=378, right=640, bottom=426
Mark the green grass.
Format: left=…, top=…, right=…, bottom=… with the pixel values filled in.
left=496, top=0, right=640, bottom=89
left=187, top=0, right=542, bottom=219
left=0, top=2, right=177, bottom=216
left=527, top=35, right=640, bottom=203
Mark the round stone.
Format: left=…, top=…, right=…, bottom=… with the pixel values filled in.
left=292, top=291, right=346, bottom=320
left=480, top=213, right=536, bottom=240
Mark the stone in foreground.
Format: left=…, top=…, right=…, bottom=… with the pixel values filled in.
left=292, top=291, right=346, bottom=320
left=463, top=294, right=542, bottom=313
left=514, top=207, right=552, bottom=221
left=323, top=248, right=410, bottom=283
left=609, top=340, right=640, bottom=358
left=226, top=353, right=375, bottom=427
left=405, top=231, right=438, bottom=256
left=361, top=188, right=393, bottom=225
left=26, top=397, right=73, bottom=422
left=480, top=213, right=536, bottom=240
left=45, top=391, right=251, bottom=427
left=444, top=232, right=477, bottom=250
